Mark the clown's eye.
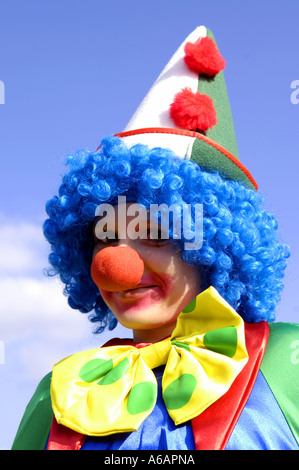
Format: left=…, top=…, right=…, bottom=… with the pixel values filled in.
left=149, top=227, right=168, bottom=240
left=142, top=226, right=169, bottom=244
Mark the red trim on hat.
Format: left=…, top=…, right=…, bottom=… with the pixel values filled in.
left=115, top=127, right=258, bottom=190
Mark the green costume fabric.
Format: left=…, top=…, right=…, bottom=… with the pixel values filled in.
left=12, top=372, right=53, bottom=450
left=260, top=323, right=299, bottom=444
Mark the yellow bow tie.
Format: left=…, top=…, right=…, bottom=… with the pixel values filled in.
left=50, top=287, right=248, bottom=437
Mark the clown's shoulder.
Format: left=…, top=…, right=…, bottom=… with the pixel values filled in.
left=11, top=321, right=299, bottom=450
left=259, top=322, right=299, bottom=444
left=12, top=371, right=52, bottom=450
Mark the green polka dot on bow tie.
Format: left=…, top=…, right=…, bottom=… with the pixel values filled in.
left=171, top=340, right=191, bottom=352
left=163, top=374, right=197, bottom=410
left=182, top=297, right=197, bottom=313
left=79, top=357, right=130, bottom=385
left=127, top=382, right=157, bottom=415
left=79, top=358, right=113, bottom=382
left=98, top=358, right=130, bottom=385
left=203, top=326, right=238, bottom=358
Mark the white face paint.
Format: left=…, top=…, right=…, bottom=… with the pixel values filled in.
left=93, top=201, right=202, bottom=343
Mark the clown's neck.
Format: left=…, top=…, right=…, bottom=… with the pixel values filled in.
left=133, top=320, right=176, bottom=344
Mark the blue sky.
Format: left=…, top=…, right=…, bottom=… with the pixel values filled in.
left=0, top=0, right=299, bottom=450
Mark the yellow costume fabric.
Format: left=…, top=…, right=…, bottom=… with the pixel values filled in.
left=50, top=287, right=248, bottom=436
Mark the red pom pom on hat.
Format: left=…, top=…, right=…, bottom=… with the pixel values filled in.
left=91, top=246, right=144, bottom=292
left=184, top=36, right=226, bottom=77
left=170, top=87, right=217, bottom=132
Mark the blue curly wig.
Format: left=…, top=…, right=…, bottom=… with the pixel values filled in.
left=43, top=136, right=289, bottom=332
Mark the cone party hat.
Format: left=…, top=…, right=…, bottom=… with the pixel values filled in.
left=115, top=26, right=257, bottom=191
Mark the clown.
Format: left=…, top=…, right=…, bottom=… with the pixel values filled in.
left=12, top=27, right=299, bottom=450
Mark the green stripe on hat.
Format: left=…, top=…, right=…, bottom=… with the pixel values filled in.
left=191, top=137, right=256, bottom=190
left=190, top=28, right=256, bottom=189
left=202, top=28, right=239, bottom=159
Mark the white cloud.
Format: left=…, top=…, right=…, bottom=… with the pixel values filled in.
left=0, top=217, right=48, bottom=277
left=0, top=216, right=130, bottom=448
left=1, top=275, right=81, bottom=341
left=0, top=215, right=129, bottom=372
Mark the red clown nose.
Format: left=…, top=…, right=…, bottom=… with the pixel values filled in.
left=91, top=246, right=144, bottom=292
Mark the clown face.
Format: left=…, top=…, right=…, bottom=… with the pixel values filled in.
left=92, top=202, right=202, bottom=343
